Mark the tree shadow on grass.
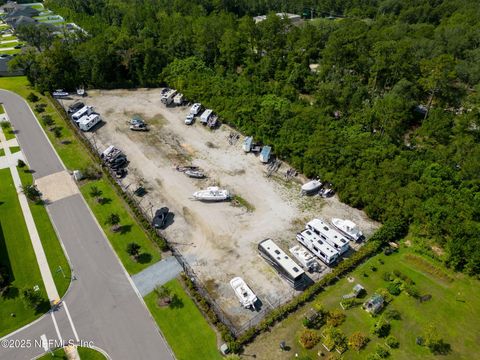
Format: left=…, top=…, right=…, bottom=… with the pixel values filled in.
left=137, top=253, right=152, bottom=264
left=98, top=197, right=112, bottom=205
left=118, top=224, right=132, bottom=235
left=35, top=299, right=51, bottom=315
left=168, top=294, right=184, bottom=309
left=2, top=286, right=19, bottom=300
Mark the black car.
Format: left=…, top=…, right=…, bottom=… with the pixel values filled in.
left=68, top=102, right=84, bottom=114
left=152, top=207, right=169, bottom=229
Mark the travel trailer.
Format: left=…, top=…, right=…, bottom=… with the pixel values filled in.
left=72, top=105, right=93, bottom=122
left=306, top=218, right=350, bottom=255
left=296, top=229, right=339, bottom=266
left=78, top=113, right=101, bottom=131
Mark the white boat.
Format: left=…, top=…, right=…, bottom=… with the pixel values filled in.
left=193, top=186, right=229, bottom=201
left=230, top=277, right=257, bottom=309
left=331, top=218, right=363, bottom=242
left=185, top=169, right=205, bottom=179
left=301, top=180, right=322, bottom=194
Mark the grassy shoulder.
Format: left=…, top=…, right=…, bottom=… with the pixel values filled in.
left=17, top=165, right=71, bottom=296
left=80, top=179, right=161, bottom=274
left=77, top=347, right=107, bottom=360
left=0, top=168, right=48, bottom=338
left=244, top=247, right=480, bottom=360
left=144, top=278, right=222, bottom=360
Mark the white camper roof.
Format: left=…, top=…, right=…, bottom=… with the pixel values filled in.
left=259, top=239, right=304, bottom=279
left=307, top=218, right=349, bottom=249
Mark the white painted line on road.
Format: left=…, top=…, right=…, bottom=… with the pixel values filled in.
left=50, top=312, right=63, bottom=345
left=40, top=334, right=49, bottom=351
left=63, top=302, right=79, bottom=342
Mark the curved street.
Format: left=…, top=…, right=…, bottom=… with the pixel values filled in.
left=0, top=90, right=174, bottom=360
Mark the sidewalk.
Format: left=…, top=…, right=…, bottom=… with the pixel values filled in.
left=0, top=119, right=60, bottom=302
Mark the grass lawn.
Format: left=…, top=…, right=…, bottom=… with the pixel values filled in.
left=0, top=49, right=21, bottom=55
left=1, top=122, right=15, bottom=140
left=244, top=248, right=480, bottom=360
left=0, top=148, right=4, bottom=156
left=80, top=179, right=161, bottom=274
left=0, top=41, right=19, bottom=48
left=0, top=103, right=4, bottom=114
left=144, top=279, right=222, bottom=360
left=37, top=348, right=66, bottom=359
left=9, top=146, right=20, bottom=154
left=77, top=347, right=107, bottom=360
left=0, top=168, right=48, bottom=338
left=17, top=166, right=71, bottom=296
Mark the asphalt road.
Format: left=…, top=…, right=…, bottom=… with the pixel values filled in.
left=0, top=90, right=174, bottom=359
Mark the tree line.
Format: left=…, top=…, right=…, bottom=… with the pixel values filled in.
left=12, top=0, right=480, bottom=275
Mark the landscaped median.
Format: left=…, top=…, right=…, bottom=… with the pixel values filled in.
left=0, top=168, right=48, bottom=337
left=144, top=278, right=222, bottom=360
left=37, top=346, right=106, bottom=360
left=0, top=76, right=163, bottom=275
left=17, top=164, right=71, bottom=295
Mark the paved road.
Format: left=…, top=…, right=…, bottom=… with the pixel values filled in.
left=0, top=90, right=174, bottom=359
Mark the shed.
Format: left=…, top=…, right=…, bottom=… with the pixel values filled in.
left=353, top=284, right=365, bottom=297
left=363, top=293, right=384, bottom=315
left=259, top=146, right=271, bottom=163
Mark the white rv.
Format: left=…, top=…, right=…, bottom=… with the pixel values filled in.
left=200, top=109, right=213, bottom=124
left=296, top=229, right=339, bottom=266
left=190, top=103, right=202, bottom=115
left=289, top=245, right=320, bottom=272
left=306, top=218, right=350, bottom=255
left=161, top=89, right=177, bottom=105
left=78, top=114, right=101, bottom=131
left=72, top=105, right=93, bottom=122
left=173, top=93, right=184, bottom=106
left=259, top=146, right=271, bottom=163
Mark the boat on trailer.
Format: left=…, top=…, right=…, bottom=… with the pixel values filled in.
left=193, top=186, right=229, bottom=201
left=230, top=277, right=257, bottom=310
left=301, top=180, right=322, bottom=195
left=185, top=169, right=205, bottom=179
left=331, top=218, right=364, bottom=242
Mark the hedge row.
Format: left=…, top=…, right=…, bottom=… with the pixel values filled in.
left=47, top=94, right=168, bottom=251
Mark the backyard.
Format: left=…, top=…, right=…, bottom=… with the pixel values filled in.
left=0, top=168, right=48, bottom=337
left=144, top=278, right=222, bottom=360
left=243, top=247, right=480, bottom=360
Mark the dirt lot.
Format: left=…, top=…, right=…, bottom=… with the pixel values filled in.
left=63, top=89, right=380, bottom=328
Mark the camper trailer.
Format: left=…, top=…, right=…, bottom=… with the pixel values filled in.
left=289, top=245, right=320, bottom=272
left=296, top=229, right=339, bottom=266
left=306, top=219, right=350, bottom=255
left=258, top=238, right=306, bottom=289
left=259, top=146, right=272, bottom=163
left=72, top=106, right=93, bottom=122
left=173, top=93, right=184, bottom=106
left=200, top=109, right=213, bottom=124
left=78, top=113, right=101, bottom=131
left=161, top=89, right=177, bottom=105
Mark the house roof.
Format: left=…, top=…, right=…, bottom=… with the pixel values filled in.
left=5, top=6, right=39, bottom=19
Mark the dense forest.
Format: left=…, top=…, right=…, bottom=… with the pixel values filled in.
left=12, top=0, right=480, bottom=275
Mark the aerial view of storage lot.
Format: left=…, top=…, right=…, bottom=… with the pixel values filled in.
left=62, top=89, right=379, bottom=328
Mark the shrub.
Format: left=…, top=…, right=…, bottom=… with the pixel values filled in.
left=27, top=92, right=39, bottom=102
left=52, top=126, right=62, bottom=138
left=348, top=331, right=369, bottom=351
left=386, top=335, right=399, bottom=348
left=370, top=265, right=377, bottom=272
left=41, top=114, right=54, bottom=126
left=22, top=288, right=43, bottom=309
left=387, top=281, right=401, bottom=296
left=403, top=283, right=420, bottom=298
left=0, top=121, right=11, bottom=129
left=375, top=344, right=390, bottom=358
left=375, top=288, right=393, bottom=303
left=371, top=318, right=390, bottom=338
left=384, top=309, right=401, bottom=321
left=326, top=309, right=346, bottom=327
left=299, top=329, right=320, bottom=349
left=17, top=159, right=26, bottom=168
left=382, top=271, right=393, bottom=281
left=34, top=103, right=47, bottom=113
left=340, top=298, right=358, bottom=310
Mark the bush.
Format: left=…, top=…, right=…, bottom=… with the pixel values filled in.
left=27, top=92, right=39, bottom=102
left=22, top=288, right=43, bottom=309
left=403, top=283, right=420, bottom=298
left=375, top=344, right=390, bottom=358
left=384, top=309, right=401, bottom=320
left=387, top=281, right=401, bottom=296
left=371, top=318, right=390, bottom=338
left=386, top=335, right=399, bottom=348
left=41, top=114, right=54, bottom=126
left=17, top=159, right=26, bottom=168
left=340, top=298, right=358, bottom=310
left=299, top=329, right=320, bottom=349
left=348, top=331, right=369, bottom=351
left=375, top=288, right=393, bottom=303
left=34, top=103, right=47, bottom=113
left=382, top=271, right=393, bottom=281
left=0, top=121, right=11, bottom=130
left=326, top=309, right=346, bottom=327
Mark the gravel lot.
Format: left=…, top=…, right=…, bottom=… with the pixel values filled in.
left=62, top=89, right=380, bottom=328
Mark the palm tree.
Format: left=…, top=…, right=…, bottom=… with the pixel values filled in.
left=126, top=242, right=141, bottom=259
left=106, top=213, right=121, bottom=232
left=89, top=185, right=102, bottom=202
left=154, top=285, right=172, bottom=306
left=22, top=184, right=41, bottom=202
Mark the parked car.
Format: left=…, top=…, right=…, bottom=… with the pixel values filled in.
left=152, top=207, right=169, bottom=229
left=185, top=114, right=194, bottom=125
left=14, top=45, right=22, bottom=49
left=68, top=102, right=85, bottom=114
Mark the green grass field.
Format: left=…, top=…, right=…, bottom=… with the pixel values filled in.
left=0, top=168, right=48, bottom=337
left=17, top=166, right=71, bottom=296
left=0, top=41, right=19, bottom=48
left=9, top=146, right=20, bottom=154
left=245, top=248, right=480, bottom=360
left=80, top=180, right=161, bottom=274
left=37, top=348, right=66, bottom=359
left=0, top=49, right=21, bottom=55
left=77, top=347, right=107, bottom=359
left=0, top=148, right=4, bottom=156
left=144, top=279, right=222, bottom=360
left=0, top=103, right=4, bottom=114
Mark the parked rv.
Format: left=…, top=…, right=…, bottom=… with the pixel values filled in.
left=289, top=245, right=320, bottom=272
left=173, top=93, right=184, bottom=106
left=243, top=136, right=253, bottom=152
left=306, top=218, right=350, bottom=255
left=68, top=102, right=85, bottom=114
left=161, top=89, right=177, bottom=105
left=259, top=146, right=272, bottom=163
left=72, top=106, right=93, bottom=122
left=78, top=113, right=101, bottom=131
left=296, top=229, right=339, bottom=266
left=200, top=109, right=213, bottom=124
